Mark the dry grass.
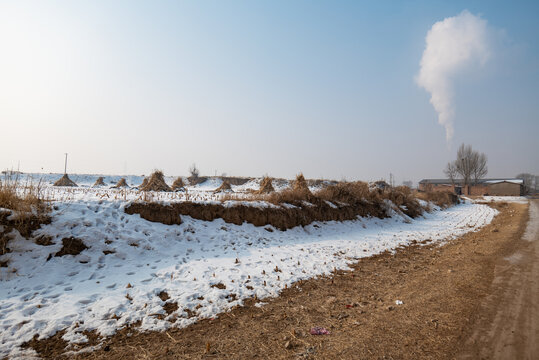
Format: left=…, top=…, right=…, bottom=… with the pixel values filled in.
left=380, top=186, right=423, bottom=218
left=416, top=190, right=459, bottom=208
left=222, top=180, right=457, bottom=220
left=257, top=176, right=274, bottom=194
left=0, top=175, right=44, bottom=213
left=316, top=181, right=371, bottom=205
left=292, top=173, right=311, bottom=194
left=0, top=175, right=50, bottom=256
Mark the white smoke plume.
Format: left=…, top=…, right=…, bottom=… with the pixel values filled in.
left=416, top=10, right=491, bottom=142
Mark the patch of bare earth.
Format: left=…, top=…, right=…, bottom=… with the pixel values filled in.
left=54, top=237, right=88, bottom=257
left=25, top=202, right=528, bottom=359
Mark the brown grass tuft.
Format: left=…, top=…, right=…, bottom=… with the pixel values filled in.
left=381, top=186, right=423, bottom=218
left=316, top=181, right=370, bottom=205
left=141, top=171, right=171, bottom=192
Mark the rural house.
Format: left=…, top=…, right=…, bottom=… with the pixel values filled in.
left=418, top=178, right=524, bottom=196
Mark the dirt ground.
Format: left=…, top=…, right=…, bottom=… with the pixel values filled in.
left=24, top=201, right=531, bottom=359
left=457, top=199, right=539, bottom=360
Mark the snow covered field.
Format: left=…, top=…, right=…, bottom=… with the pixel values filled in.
left=467, top=196, right=529, bottom=204
left=0, top=173, right=296, bottom=204
left=0, top=190, right=498, bottom=358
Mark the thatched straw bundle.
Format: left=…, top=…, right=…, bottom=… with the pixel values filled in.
left=141, top=171, right=171, bottom=192
left=93, top=177, right=105, bottom=187
left=214, top=180, right=233, bottom=193
left=172, top=177, right=185, bottom=191
left=53, top=174, right=77, bottom=187
left=113, top=178, right=128, bottom=188
left=139, top=177, right=148, bottom=189
left=257, top=176, right=275, bottom=194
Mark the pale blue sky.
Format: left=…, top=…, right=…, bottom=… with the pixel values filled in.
left=1, top=0, right=537, bottom=183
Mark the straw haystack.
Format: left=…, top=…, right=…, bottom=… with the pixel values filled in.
left=257, top=176, right=275, bottom=194
left=93, top=177, right=105, bottom=187
left=214, top=180, right=233, bottom=193
left=53, top=174, right=77, bottom=187
left=140, top=171, right=171, bottom=192
left=293, top=173, right=310, bottom=194
left=172, top=177, right=185, bottom=191
left=113, top=178, right=128, bottom=188
left=139, top=177, right=148, bottom=189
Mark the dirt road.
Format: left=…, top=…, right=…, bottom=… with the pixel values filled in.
left=459, top=199, right=539, bottom=360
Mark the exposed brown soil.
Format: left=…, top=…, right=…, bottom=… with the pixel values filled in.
left=53, top=174, right=78, bottom=187
left=158, top=291, right=171, bottom=302
left=125, top=203, right=182, bottom=225
left=54, top=237, right=88, bottom=257
left=26, top=202, right=529, bottom=359
left=1, top=210, right=51, bottom=256
left=125, top=198, right=386, bottom=231
left=458, top=199, right=539, bottom=359
left=35, top=235, right=55, bottom=246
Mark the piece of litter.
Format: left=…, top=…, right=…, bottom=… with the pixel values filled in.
left=395, top=300, right=404, bottom=305
left=310, top=327, right=330, bottom=335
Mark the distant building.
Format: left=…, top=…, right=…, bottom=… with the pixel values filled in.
left=418, top=178, right=524, bottom=196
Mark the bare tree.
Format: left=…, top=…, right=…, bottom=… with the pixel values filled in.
left=446, top=144, right=488, bottom=187
left=472, top=152, right=488, bottom=185
left=189, top=163, right=199, bottom=179
left=402, top=180, right=413, bottom=188
left=444, top=161, right=458, bottom=186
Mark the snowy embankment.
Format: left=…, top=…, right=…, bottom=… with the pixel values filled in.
left=0, top=199, right=497, bottom=358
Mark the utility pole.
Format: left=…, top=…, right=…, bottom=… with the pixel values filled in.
left=64, top=153, right=68, bottom=175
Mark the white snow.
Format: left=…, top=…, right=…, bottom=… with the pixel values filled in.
left=466, top=196, right=529, bottom=204
left=0, top=185, right=499, bottom=357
